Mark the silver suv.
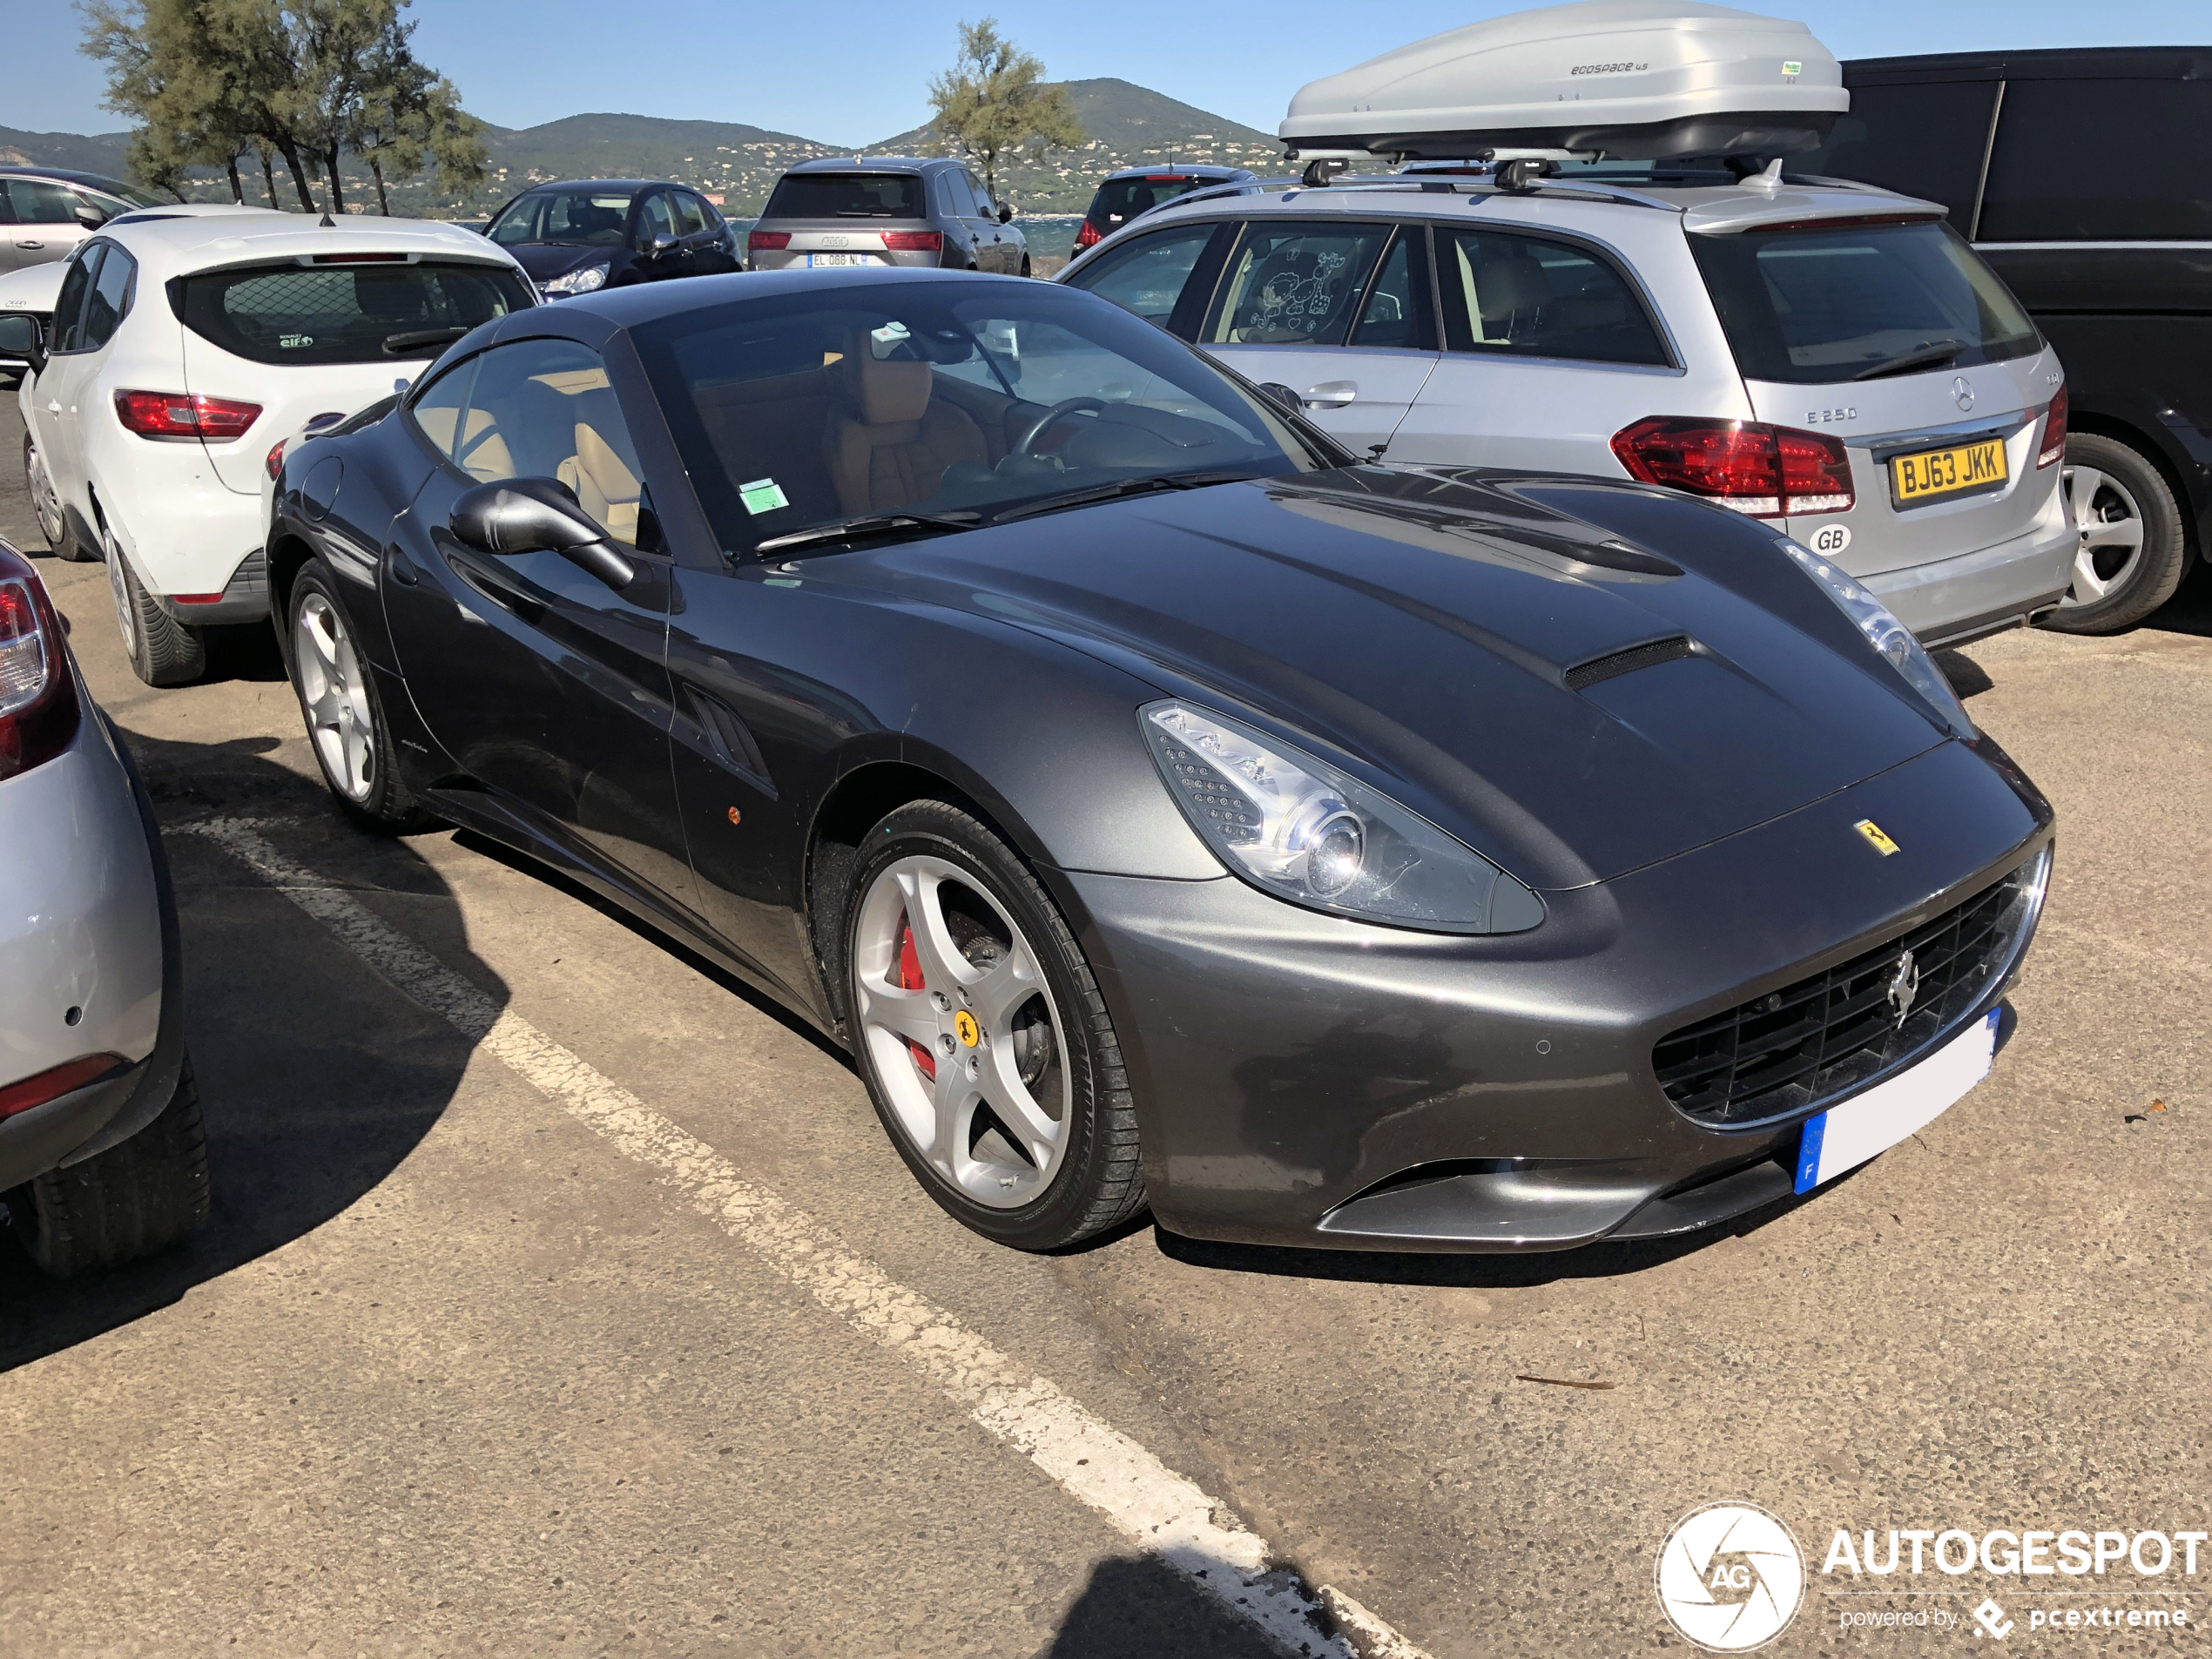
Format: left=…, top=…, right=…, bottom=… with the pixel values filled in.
left=1060, top=169, right=2074, bottom=646
left=747, top=157, right=1029, bottom=277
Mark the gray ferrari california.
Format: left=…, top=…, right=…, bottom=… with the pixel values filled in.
left=263, top=268, right=2052, bottom=1253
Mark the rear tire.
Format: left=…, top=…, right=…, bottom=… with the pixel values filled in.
left=24, top=432, right=82, bottom=557
left=1020, top=255, right=1033, bottom=279
left=843, top=800, right=1146, bottom=1251
left=2039, top=433, right=2188, bottom=634
left=9, top=1055, right=212, bottom=1278
left=106, top=529, right=206, bottom=686
left=287, top=559, right=435, bottom=833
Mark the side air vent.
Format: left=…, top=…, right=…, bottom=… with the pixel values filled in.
left=1564, top=635, right=1695, bottom=692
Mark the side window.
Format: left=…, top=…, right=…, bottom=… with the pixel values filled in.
left=3, top=179, right=80, bottom=227
left=674, top=192, right=711, bottom=237
left=1438, top=230, right=1668, bottom=367
left=79, top=243, right=135, bottom=350
left=49, top=243, right=103, bottom=354
left=1201, top=222, right=1391, bottom=347
left=963, top=171, right=995, bottom=215
left=459, top=338, right=649, bottom=546
left=1064, top=223, right=1219, bottom=324
left=1349, top=228, right=1432, bottom=350
left=637, top=192, right=679, bottom=246
left=1804, top=80, right=1999, bottom=228
left=1980, top=78, right=2212, bottom=240
left=408, top=354, right=480, bottom=459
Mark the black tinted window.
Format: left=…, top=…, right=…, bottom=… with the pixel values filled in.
left=178, top=261, right=533, bottom=367
left=1439, top=230, right=1666, bottom=365
left=488, top=189, right=635, bottom=246
left=2, top=179, right=80, bottom=225
left=1981, top=78, right=2212, bottom=240
left=1089, top=176, right=1214, bottom=228
left=50, top=244, right=100, bottom=354
left=762, top=172, right=925, bottom=220
left=1804, top=80, right=1999, bottom=225
left=1352, top=229, right=1431, bottom=350
left=1063, top=223, right=1217, bottom=323
left=1691, top=219, right=2040, bottom=384
left=81, top=242, right=134, bottom=349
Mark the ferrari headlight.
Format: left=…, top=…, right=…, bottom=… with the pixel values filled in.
left=1780, top=539, right=1973, bottom=734
left=1141, top=701, right=1544, bottom=934
left=543, top=261, right=608, bottom=296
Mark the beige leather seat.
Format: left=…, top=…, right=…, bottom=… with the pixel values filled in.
left=556, top=421, right=641, bottom=543
left=825, top=347, right=986, bottom=514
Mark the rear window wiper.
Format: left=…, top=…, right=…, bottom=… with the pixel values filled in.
left=384, top=326, right=471, bottom=356
left=753, top=511, right=979, bottom=560
left=987, top=470, right=1261, bottom=525
left=1851, top=339, right=1966, bottom=381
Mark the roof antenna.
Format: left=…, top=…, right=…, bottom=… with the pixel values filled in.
left=319, top=211, right=335, bottom=227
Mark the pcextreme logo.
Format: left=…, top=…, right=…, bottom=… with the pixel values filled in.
left=1656, top=1501, right=1808, bottom=1651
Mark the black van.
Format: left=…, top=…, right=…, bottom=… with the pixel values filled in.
left=1804, top=49, right=2212, bottom=632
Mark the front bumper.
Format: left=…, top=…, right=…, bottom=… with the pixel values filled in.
left=0, top=708, right=185, bottom=1192
left=1059, top=736, right=2053, bottom=1251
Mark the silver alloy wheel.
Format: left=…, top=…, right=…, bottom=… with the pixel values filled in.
left=24, top=440, right=64, bottom=549
left=852, top=853, right=1069, bottom=1209
left=2058, top=462, right=2148, bottom=608
left=105, top=533, right=137, bottom=659
left=293, top=590, right=375, bottom=801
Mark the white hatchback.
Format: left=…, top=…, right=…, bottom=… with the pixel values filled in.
left=11, top=209, right=535, bottom=685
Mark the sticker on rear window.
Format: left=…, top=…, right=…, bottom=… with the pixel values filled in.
left=739, top=477, right=789, bottom=515
left=281, top=334, right=314, bottom=348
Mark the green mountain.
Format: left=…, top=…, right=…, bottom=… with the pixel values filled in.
left=0, top=78, right=1285, bottom=219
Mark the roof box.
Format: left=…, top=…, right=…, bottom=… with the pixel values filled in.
left=1280, top=0, right=1846, bottom=162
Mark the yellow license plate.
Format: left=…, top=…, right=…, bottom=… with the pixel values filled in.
left=1890, top=438, right=2008, bottom=506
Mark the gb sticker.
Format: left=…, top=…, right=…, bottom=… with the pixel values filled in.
left=1807, top=524, right=1851, bottom=556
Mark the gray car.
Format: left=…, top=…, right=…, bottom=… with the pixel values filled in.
left=0, top=167, right=165, bottom=274
left=746, top=156, right=1029, bottom=277
left=0, top=537, right=207, bottom=1276
left=1061, top=167, right=2077, bottom=649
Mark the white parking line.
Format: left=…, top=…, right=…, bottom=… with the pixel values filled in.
left=184, top=816, right=1430, bottom=1659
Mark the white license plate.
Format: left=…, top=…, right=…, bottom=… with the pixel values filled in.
left=806, top=253, right=872, bottom=267
left=1793, top=1009, right=1999, bottom=1193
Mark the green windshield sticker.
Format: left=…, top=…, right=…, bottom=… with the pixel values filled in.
left=739, top=477, right=790, bottom=516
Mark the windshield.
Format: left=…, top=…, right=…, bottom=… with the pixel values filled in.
left=1689, top=219, right=2040, bottom=385
left=1087, top=175, right=1214, bottom=226
left=488, top=189, right=635, bottom=246
left=761, top=172, right=926, bottom=220
left=632, top=280, right=1336, bottom=556
left=177, top=261, right=534, bottom=367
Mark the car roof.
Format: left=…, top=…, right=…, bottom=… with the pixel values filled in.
left=510, top=179, right=660, bottom=194
left=1099, top=165, right=1254, bottom=181
left=91, top=210, right=529, bottom=280
left=783, top=156, right=946, bottom=174
left=0, top=165, right=142, bottom=194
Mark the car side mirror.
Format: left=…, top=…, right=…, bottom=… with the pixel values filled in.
left=996, top=203, right=1014, bottom=224
left=0, top=313, right=47, bottom=375
left=449, top=477, right=636, bottom=590
left=74, top=203, right=106, bottom=229
left=1256, top=382, right=1304, bottom=416
left=647, top=233, right=678, bottom=258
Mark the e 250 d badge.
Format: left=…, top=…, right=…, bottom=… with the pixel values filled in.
left=1656, top=1501, right=1806, bottom=1651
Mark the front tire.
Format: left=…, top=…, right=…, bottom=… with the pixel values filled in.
left=106, top=530, right=206, bottom=686
left=287, top=560, right=434, bottom=833
left=24, top=432, right=81, bottom=557
left=9, top=1055, right=212, bottom=1278
left=2040, top=433, right=2188, bottom=634
left=843, top=800, right=1145, bottom=1250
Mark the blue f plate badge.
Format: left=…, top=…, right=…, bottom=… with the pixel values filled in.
left=1795, top=1009, right=2000, bottom=1194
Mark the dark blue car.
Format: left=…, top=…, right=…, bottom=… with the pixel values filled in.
left=483, top=179, right=741, bottom=297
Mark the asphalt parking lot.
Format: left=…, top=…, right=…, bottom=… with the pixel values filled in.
left=2, top=384, right=2207, bottom=1658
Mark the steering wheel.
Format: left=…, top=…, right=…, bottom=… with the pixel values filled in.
left=1012, top=397, right=1108, bottom=459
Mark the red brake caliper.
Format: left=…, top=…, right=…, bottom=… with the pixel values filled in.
left=898, top=913, right=935, bottom=1081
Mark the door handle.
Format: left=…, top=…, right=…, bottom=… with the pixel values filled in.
left=15, top=239, right=43, bottom=250
left=1301, top=381, right=1358, bottom=409
left=383, top=540, right=418, bottom=585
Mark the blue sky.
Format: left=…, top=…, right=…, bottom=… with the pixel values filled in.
left=13, top=0, right=2205, bottom=146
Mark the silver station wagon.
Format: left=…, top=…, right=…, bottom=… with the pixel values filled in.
left=1061, top=168, right=2075, bottom=646
left=747, top=156, right=1030, bottom=278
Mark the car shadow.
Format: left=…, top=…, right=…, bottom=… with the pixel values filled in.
left=1031, top=1554, right=1287, bottom=1658
left=1934, top=647, right=1994, bottom=699
left=0, top=723, right=496, bottom=1372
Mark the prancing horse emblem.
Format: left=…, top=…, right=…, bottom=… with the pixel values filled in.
left=1885, top=948, right=1921, bottom=1027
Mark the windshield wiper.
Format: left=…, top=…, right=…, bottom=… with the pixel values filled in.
left=988, top=470, right=1261, bottom=526
left=383, top=326, right=471, bottom=356
left=753, top=511, right=979, bottom=560
left=1852, top=339, right=1966, bottom=381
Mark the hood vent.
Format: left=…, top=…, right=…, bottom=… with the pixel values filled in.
left=1565, top=635, right=1696, bottom=692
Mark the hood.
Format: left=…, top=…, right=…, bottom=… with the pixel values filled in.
left=509, top=243, right=614, bottom=282
left=818, top=468, right=1951, bottom=891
